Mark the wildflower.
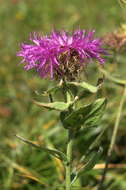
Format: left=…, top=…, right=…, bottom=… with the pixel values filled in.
left=17, top=30, right=107, bottom=80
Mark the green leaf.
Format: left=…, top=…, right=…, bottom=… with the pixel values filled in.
left=80, top=125, right=108, bottom=163
left=60, top=98, right=107, bottom=128
left=79, top=147, right=103, bottom=173
left=71, top=147, right=103, bottom=184
left=33, top=100, right=72, bottom=111
left=16, top=135, right=67, bottom=163
left=67, top=81, right=98, bottom=93
left=84, top=98, right=107, bottom=127
left=46, top=85, right=62, bottom=94
left=100, top=68, right=126, bottom=86
left=34, top=85, right=62, bottom=97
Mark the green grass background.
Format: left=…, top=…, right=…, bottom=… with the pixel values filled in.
left=1, top=0, right=126, bottom=189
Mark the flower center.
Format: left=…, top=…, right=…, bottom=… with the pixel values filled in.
left=54, top=48, right=83, bottom=81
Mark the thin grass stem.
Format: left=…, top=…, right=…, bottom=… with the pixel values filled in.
left=98, top=85, right=126, bottom=190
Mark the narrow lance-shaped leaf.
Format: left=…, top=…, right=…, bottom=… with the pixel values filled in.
left=16, top=135, right=67, bottom=163
left=46, top=85, right=62, bottom=94
left=100, top=68, right=126, bottom=86
left=33, top=100, right=72, bottom=111
left=67, top=81, right=98, bottom=93
left=71, top=147, right=103, bottom=184
left=78, top=147, right=103, bottom=173
left=79, top=125, right=108, bottom=163
left=34, top=85, right=61, bottom=97
left=46, top=79, right=64, bottom=94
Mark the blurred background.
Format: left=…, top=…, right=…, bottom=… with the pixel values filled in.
left=1, top=0, right=126, bottom=189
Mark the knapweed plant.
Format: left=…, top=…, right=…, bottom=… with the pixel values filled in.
left=17, top=30, right=107, bottom=190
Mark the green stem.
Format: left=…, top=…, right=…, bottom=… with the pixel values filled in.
left=63, top=80, right=74, bottom=190
left=66, top=129, right=73, bottom=190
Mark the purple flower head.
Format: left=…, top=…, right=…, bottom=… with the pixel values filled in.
left=17, top=30, right=107, bottom=80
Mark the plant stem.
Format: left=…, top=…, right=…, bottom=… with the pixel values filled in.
left=66, top=129, right=73, bottom=190
left=98, top=85, right=126, bottom=190
left=63, top=80, right=74, bottom=190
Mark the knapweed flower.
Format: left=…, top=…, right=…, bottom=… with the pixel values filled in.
left=17, top=30, right=107, bottom=80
